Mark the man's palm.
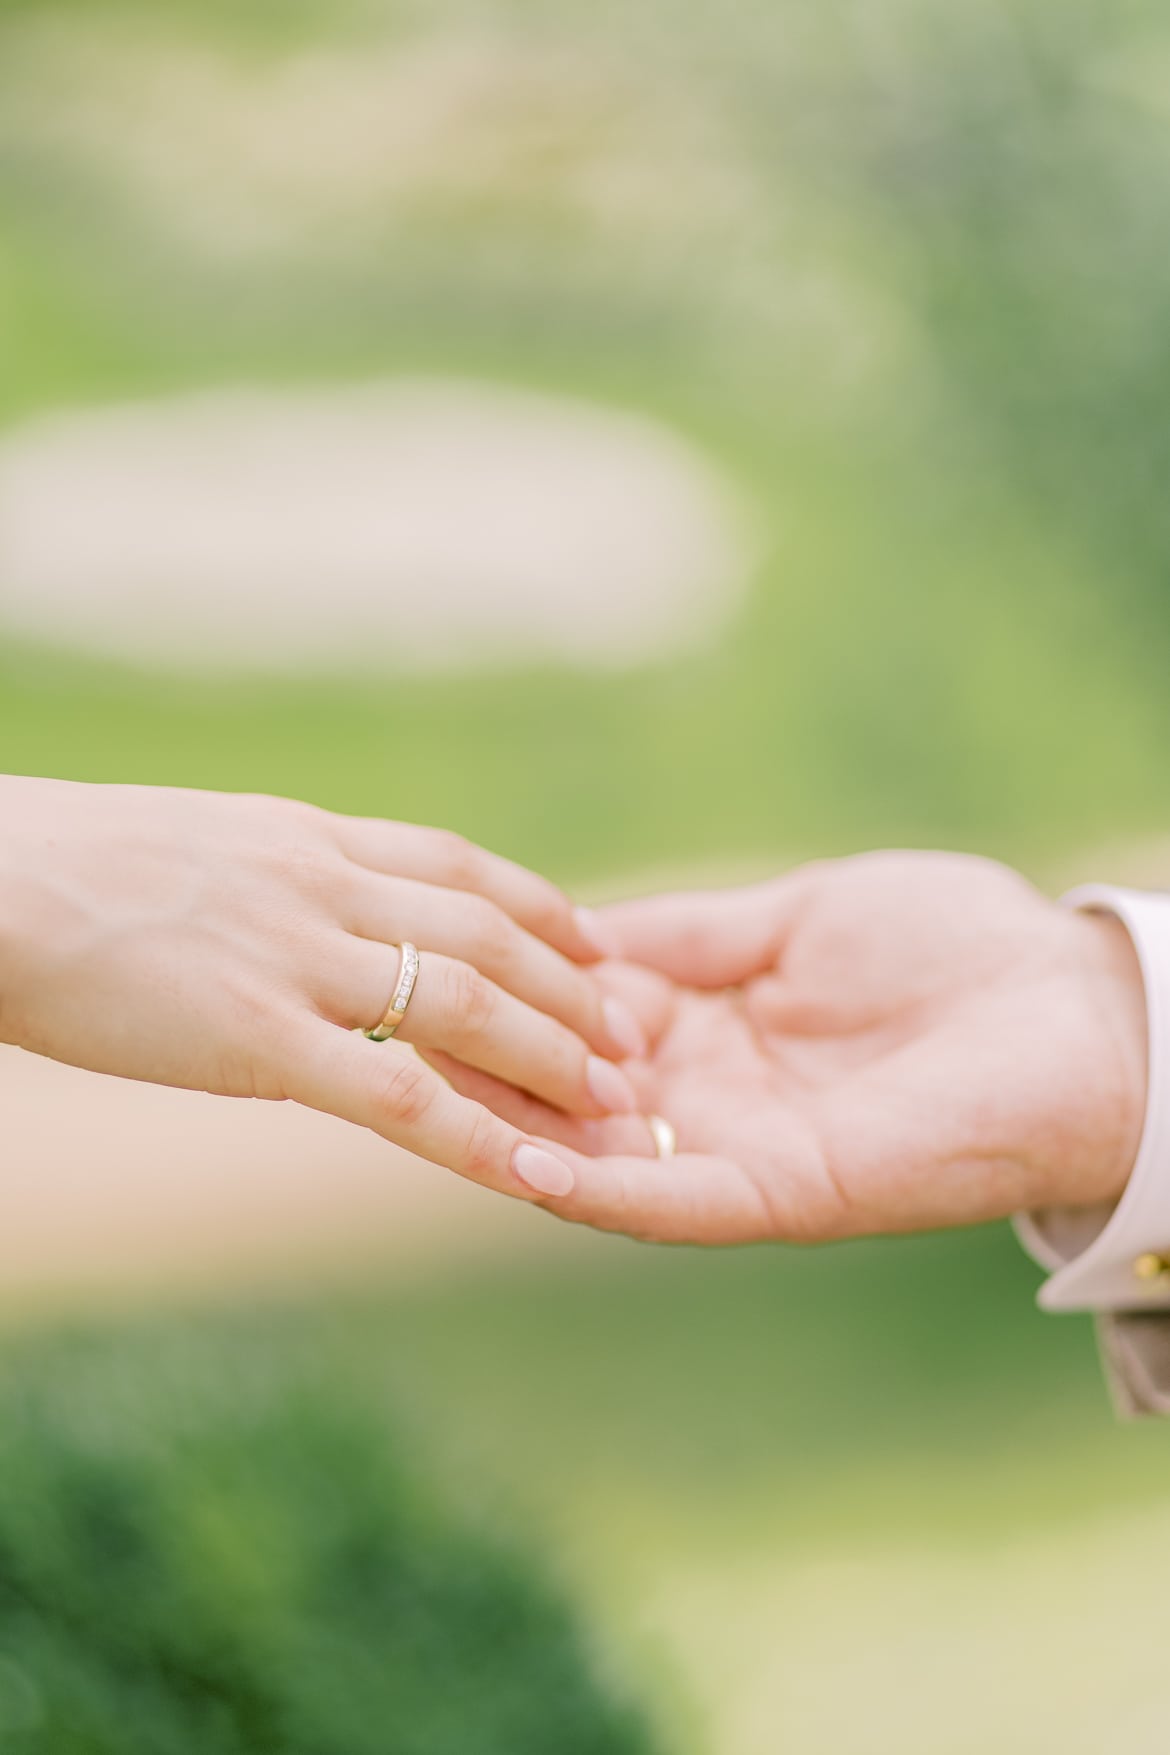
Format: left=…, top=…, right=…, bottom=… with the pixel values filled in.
left=564, top=853, right=1144, bottom=1244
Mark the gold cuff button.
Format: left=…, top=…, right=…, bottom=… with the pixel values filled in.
left=1134, top=1252, right=1170, bottom=1285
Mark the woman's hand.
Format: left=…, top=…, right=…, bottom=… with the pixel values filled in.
left=0, top=776, right=647, bottom=1200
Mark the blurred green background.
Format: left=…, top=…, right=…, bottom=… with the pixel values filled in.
left=4, top=1, right=1170, bottom=1750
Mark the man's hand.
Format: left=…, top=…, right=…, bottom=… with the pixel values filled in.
left=439, top=853, right=1149, bottom=1243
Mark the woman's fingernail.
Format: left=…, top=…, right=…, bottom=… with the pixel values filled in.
left=512, top=1144, right=576, bottom=1198
left=586, top=1055, right=638, bottom=1115
left=574, top=906, right=621, bottom=958
left=603, top=997, right=647, bottom=1060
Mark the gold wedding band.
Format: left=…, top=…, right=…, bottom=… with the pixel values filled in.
left=648, top=1114, right=676, bottom=1159
left=364, top=942, right=421, bottom=1041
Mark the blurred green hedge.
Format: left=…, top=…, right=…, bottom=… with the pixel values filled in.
left=0, top=1311, right=655, bottom=1755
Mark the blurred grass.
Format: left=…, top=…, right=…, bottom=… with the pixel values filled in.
left=5, top=1, right=1170, bottom=1750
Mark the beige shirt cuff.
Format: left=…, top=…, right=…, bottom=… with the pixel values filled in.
left=1013, top=885, right=1170, bottom=1415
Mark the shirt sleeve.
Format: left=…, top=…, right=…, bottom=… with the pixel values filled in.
left=1013, top=884, right=1170, bottom=1415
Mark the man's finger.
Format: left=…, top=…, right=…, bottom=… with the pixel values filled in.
left=540, top=1143, right=777, bottom=1244
left=589, top=961, right=677, bottom=1052
left=598, top=874, right=811, bottom=987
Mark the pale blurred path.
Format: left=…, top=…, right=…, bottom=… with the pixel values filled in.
left=0, top=1045, right=580, bottom=1313
left=0, top=381, right=752, bottom=676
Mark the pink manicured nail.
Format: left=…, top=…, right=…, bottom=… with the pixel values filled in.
left=512, top=1144, right=576, bottom=1198
left=586, top=1055, right=638, bottom=1115
left=603, top=997, right=647, bottom=1060
left=574, top=906, right=621, bottom=959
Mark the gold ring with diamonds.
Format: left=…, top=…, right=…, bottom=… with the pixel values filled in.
left=647, top=1114, right=676, bottom=1159
left=364, top=942, right=421, bottom=1041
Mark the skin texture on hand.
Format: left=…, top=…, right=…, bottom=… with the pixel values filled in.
left=439, top=853, right=1149, bottom=1245
left=0, top=775, right=644, bottom=1202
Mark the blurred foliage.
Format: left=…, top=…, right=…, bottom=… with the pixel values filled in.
left=0, top=1311, right=656, bottom=1755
